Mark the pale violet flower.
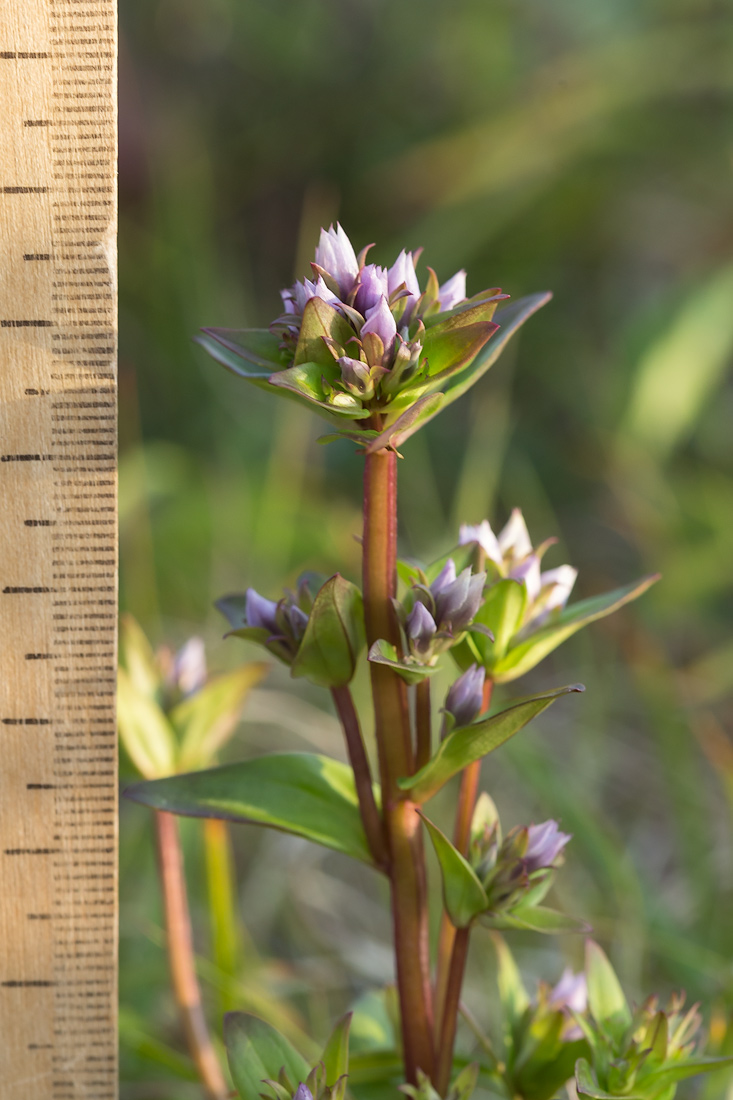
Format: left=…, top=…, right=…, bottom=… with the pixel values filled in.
left=438, top=269, right=467, bottom=311
left=445, top=664, right=485, bottom=727
left=458, top=519, right=502, bottom=567
left=354, top=263, right=389, bottom=315
left=498, top=508, right=534, bottom=561
left=245, top=588, right=279, bottom=633
left=388, top=249, right=421, bottom=314
left=314, top=223, right=359, bottom=297
left=549, top=968, right=587, bottom=1015
left=525, top=820, right=571, bottom=873
left=406, top=600, right=438, bottom=658
left=430, top=559, right=486, bottom=632
left=172, top=637, right=207, bottom=697
left=362, top=295, right=397, bottom=359
left=281, top=274, right=340, bottom=315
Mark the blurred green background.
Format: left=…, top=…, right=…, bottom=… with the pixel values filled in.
left=117, top=0, right=733, bottom=1094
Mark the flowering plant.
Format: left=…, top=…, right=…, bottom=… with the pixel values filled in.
left=123, top=227, right=731, bottom=1100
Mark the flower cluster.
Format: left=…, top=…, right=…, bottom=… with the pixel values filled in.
left=460, top=509, right=577, bottom=632
left=469, top=796, right=571, bottom=916
left=401, top=558, right=488, bottom=663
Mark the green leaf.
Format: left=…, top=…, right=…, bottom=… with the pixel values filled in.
left=421, top=321, right=499, bottom=380
left=492, top=934, right=530, bottom=1030
left=367, top=640, right=439, bottom=685
left=199, top=327, right=286, bottom=370
left=320, top=1012, right=352, bottom=1090
left=454, top=580, right=527, bottom=670
left=294, top=297, right=356, bottom=367
left=194, top=331, right=277, bottom=386
left=119, top=613, right=160, bottom=698
left=394, top=293, right=552, bottom=444
left=423, top=290, right=508, bottom=328
left=224, top=1013, right=310, bottom=1100
left=484, top=906, right=589, bottom=934
left=125, top=752, right=376, bottom=865
left=269, top=361, right=364, bottom=418
left=117, top=667, right=177, bottom=780
left=398, top=685, right=584, bottom=803
left=492, top=575, right=660, bottom=683
left=171, top=663, right=267, bottom=772
left=419, top=812, right=488, bottom=927
left=448, top=1062, right=480, bottom=1100
left=575, top=1058, right=642, bottom=1100
left=585, top=941, right=631, bottom=1028
left=366, top=393, right=445, bottom=453
left=291, top=575, right=365, bottom=688
left=643, top=1057, right=733, bottom=1089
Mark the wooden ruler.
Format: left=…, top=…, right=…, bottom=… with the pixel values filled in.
left=0, top=0, right=117, bottom=1095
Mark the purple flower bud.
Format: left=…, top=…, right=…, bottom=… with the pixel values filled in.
left=445, top=664, right=485, bottom=727
left=293, top=1085, right=314, bottom=1100
left=431, top=558, right=457, bottom=595
left=173, top=637, right=207, bottom=696
left=339, top=356, right=374, bottom=398
left=549, top=968, right=587, bottom=1014
left=433, top=565, right=485, bottom=632
left=525, top=820, right=571, bottom=873
left=354, top=263, right=389, bottom=315
left=406, top=600, right=437, bottom=656
left=245, top=588, right=280, bottom=633
left=285, top=604, right=309, bottom=642
left=438, top=270, right=467, bottom=311
left=314, top=223, right=359, bottom=297
left=458, top=519, right=503, bottom=568
left=282, top=275, right=340, bottom=315
left=362, top=296, right=397, bottom=360
left=387, top=249, right=421, bottom=315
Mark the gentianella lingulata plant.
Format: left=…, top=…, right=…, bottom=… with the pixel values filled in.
left=126, top=226, right=732, bottom=1100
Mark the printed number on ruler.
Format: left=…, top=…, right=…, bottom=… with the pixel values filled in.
left=0, top=0, right=117, bottom=1097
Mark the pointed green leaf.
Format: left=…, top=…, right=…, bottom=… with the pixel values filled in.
left=269, top=361, right=362, bottom=416
left=291, top=575, right=365, bottom=688
left=458, top=579, right=527, bottom=669
left=194, top=331, right=277, bottom=386
left=492, top=575, right=660, bottom=683
left=119, top=613, right=160, bottom=698
left=320, top=1012, right=352, bottom=1089
left=423, top=289, right=508, bottom=328
left=421, top=322, right=499, bottom=379
left=448, top=1062, right=480, bottom=1100
left=367, top=640, right=439, bottom=685
left=125, top=752, right=376, bottom=865
left=117, top=667, right=177, bottom=780
left=200, top=327, right=286, bottom=370
left=171, top=663, right=267, bottom=772
left=366, top=393, right=445, bottom=453
left=585, top=942, right=631, bottom=1027
left=484, top=906, right=589, bottom=934
left=398, top=685, right=584, bottom=803
left=643, top=1057, right=733, bottom=1089
left=575, top=1058, right=642, bottom=1100
left=419, top=812, right=488, bottom=927
left=224, top=1013, right=310, bottom=1100
left=294, top=297, right=356, bottom=367
left=492, top=934, right=530, bottom=1028
left=394, top=293, right=552, bottom=444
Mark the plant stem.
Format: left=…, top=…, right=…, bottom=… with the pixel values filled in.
left=331, top=684, right=389, bottom=870
left=203, top=817, right=241, bottom=1018
left=363, top=444, right=435, bottom=1083
left=415, top=679, right=432, bottom=771
left=434, top=679, right=494, bottom=1043
left=435, top=927, right=470, bottom=1097
left=155, top=810, right=228, bottom=1100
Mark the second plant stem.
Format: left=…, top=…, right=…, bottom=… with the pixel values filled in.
left=363, top=443, right=435, bottom=1084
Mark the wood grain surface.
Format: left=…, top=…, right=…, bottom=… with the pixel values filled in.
left=0, top=0, right=117, bottom=1094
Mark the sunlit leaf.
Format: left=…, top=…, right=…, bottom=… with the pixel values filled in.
left=294, top=297, right=356, bottom=367
left=199, top=327, right=286, bottom=369
left=483, top=906, right=589, bottom=934
left=171, top=663, right=267, bottom=771
left=419, top=812, right=488, bottom=927
left=224, top=1013, right=310, bottom=1100
left=117, top=667, right=177, bottom=780
left=320, top=1012, right=352, bottom=1092
left=291, top=575, right=365, bottom=687
left=125, top=752, right=376, bottom=865
left=398, top=685, right=584, bottom=803
left=585, top=941, right=631, bottom=1027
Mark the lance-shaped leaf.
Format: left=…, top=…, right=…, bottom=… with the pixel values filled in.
left=194, top=330, right=280, bottom=387
left=367, top=639, right=439, bottom=685
left=199, top=327, right=286, bottom=370
left=125, top=752, right=376, bottom=865
left=398, top=685, right=584, bottom=803
left=421, top=321, right=499, bottom=379
left=320, top=1012, right=352, bottom=1092
left=419, top=811, right=488, bottom=927
left=641, top=1057, right=733, bottom=1090
left=394, top=293, right=553, bottom=445
left=294, top=297, right=356, bottom=368
left=224, top=1013, right=310, bottom=1100
left=585, top=941, right=631, bottom=1029
left=491, top=575, right=660, bottom=683
left=170, top=663, right=267, bottom=772
left=575, top=1059, right=643, bottom=1100
left=119, top=613, right=160, bottom=698
left=492, top=934, right=529, bottom=1035
left=365, top=393, right=445, bottom=454
left=117, top=667, right=177, bottom=780
left=270, top=361, right=365, bottom=419
left=453, top=579, right=527, bottom=671
left=291, top=575, right=365, bottom=688
left=482, top=906, right=589, bottom=935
